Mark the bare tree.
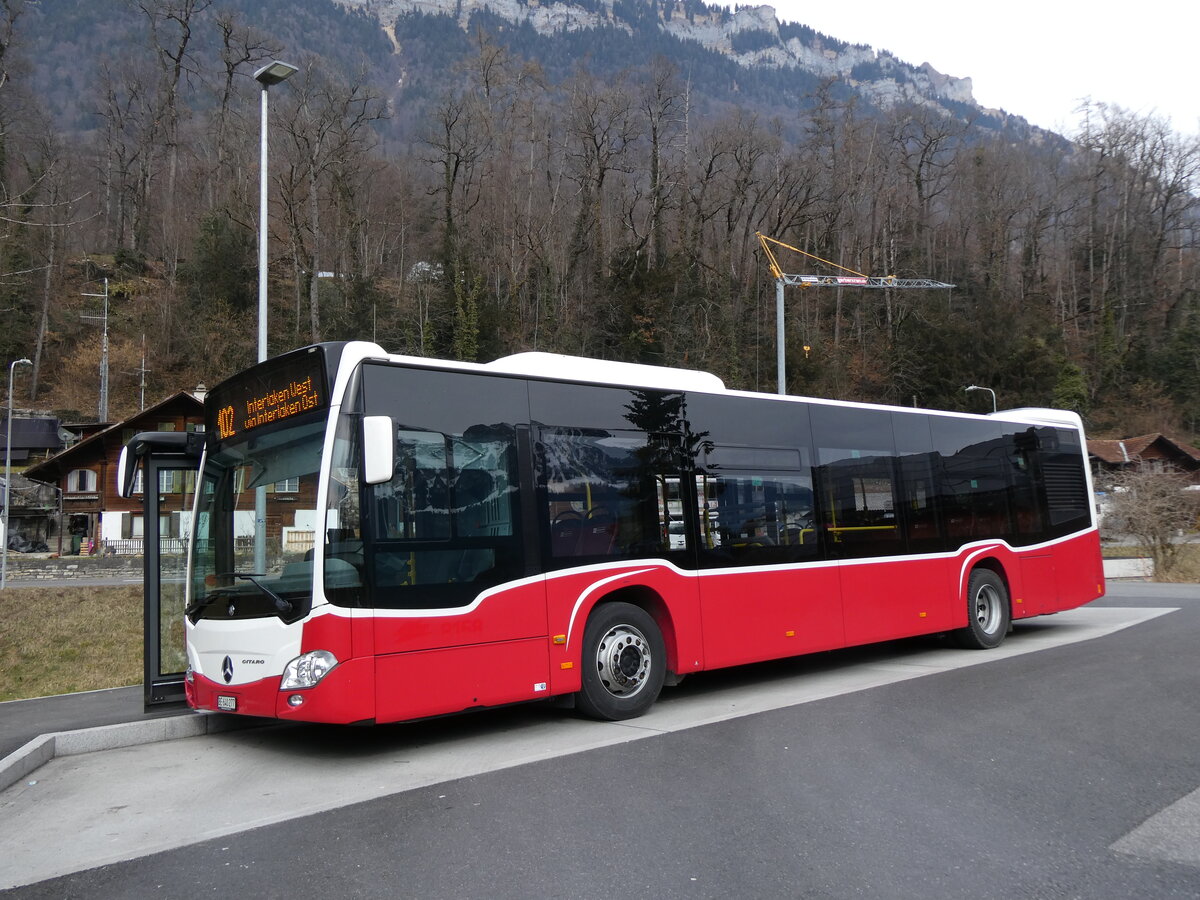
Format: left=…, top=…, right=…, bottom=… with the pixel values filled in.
left=563, top=69, right=638, bottom=295
left=637, top=57, right=685, bottom=271
left=1103, top=468, right=1200, bottom=578
left=277, top=60, right=385, bottom=344
left=133, top=0, right=212, bottom=271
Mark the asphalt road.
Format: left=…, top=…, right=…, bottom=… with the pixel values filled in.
left=3, top=582, right=1199, bottom=898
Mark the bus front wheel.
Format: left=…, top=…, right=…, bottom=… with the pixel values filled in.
left=576, top=601, right=666, bottom=721
left=954, top=568, right=1011, bottom=650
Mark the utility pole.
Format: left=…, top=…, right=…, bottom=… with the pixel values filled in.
left=136, top=334, right=150, bottom=411
left=81, top=279, right=111, bottom=422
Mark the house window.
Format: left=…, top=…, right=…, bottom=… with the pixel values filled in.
left=66, top=469, right=98, bottom=493
left=157, top=469, right=196, bottom=495
left=274, top=477, right=299, bottom=493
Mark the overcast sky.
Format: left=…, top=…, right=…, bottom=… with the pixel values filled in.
left=719, top=1, right=1199, bottom=138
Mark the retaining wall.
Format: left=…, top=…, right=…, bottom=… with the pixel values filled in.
left=3, top=555, right=143, bottom=581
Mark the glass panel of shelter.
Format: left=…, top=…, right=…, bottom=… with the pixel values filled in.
left=142, top=457, right=193, bottom=707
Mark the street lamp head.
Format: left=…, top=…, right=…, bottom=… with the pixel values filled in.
left=964, top=384, right=997, bottom=412
left=254, top=60, right=298, bottom=87
left=12, top=359, right=31, bottom=367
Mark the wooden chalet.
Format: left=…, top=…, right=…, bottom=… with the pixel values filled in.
left=23, top=391, right=204, bottom=555
left=1087, top=433, right=1200, bottom=487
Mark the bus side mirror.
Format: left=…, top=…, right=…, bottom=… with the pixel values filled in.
left=117, top=444, right=139, bottom=498
left=362, top=416, right=394, bottom=485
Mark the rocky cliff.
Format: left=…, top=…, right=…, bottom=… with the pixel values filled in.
left=341, top=0, right=979, bottom=115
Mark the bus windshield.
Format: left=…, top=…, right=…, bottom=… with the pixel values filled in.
left=188, top=414, right=327, bottom=624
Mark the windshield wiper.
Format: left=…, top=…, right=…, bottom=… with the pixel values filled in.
left=227, top=572, right=295, bottom=616
left=186, top=572, right=294, bottom=619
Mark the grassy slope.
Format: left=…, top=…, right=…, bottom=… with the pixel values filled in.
left=0, top=585, right=143, bottom=701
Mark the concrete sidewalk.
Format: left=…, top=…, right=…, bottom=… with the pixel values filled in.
left=0, top=686, right=254, bottom=794
left=0, top=686, right=181, bottom=759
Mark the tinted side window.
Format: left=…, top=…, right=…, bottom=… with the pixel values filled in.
left=1006, top=426, right=1046, bottom=544
left=684, top=392, right=811, bottom=451
left=359, top=365, right=528, bottom=609
left=529, top=381, right=687, bottom=433
left=930, top=418, right=1013, bottom=547
left=697, top=445, right=817, bottom=566
left=891, top=412, right=943, bottom=553
left=538, top=428, right=684, bottom=564
left=812, top=405, right=901, bottom=559
left=377, top=430, right=451, bottom=540
left=368, top=424, right=522, bottom=609
left=531, top=383, right=694, bottom=567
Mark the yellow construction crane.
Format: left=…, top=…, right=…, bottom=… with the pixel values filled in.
left=756, top=232, right=955, bottom=393
left=757, top=232, right=957, bottom=290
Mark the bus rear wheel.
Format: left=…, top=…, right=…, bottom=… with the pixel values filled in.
left=576, top=602, right=666, bottom=721
left=954, top=568, right=1010, bottom=650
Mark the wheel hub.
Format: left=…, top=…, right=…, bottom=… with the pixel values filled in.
left=595, top=624, right=651, bottom=698
left=974, top=583, right=1002, bottom=634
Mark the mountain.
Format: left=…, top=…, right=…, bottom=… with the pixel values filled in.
left=16, top=0, right=397, bottom=132
left=341, top=0, right=1024, bottom=133
left=14, top=0, right=1032, bottom=141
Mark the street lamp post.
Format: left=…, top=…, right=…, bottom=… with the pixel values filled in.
left=253, top=60, right=297, bottom=575
left=965, top=384, right=997, bottom=413
left=254, top=59, right=298, bottom=366
left=2, top=358, right=33, bottom=589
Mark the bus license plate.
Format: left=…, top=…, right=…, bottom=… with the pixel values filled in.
left=217, top=695, right=237, bottom=711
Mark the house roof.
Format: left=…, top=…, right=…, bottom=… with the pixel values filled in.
left=23, top=391, right=203, bottom=484
left=0, top=415, right=63, bottom=462
left=1087, top=433, right=1200, bottom=465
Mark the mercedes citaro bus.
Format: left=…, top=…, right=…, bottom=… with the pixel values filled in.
left=126, top=341, right=1103, bottom=724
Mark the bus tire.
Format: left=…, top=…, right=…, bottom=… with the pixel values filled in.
left=954, top=568, right=1011, bottom=650
left=576, top=601, right=666, bottom=721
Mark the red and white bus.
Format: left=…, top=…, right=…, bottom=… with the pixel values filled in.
left=173, top=341, right=1103, bottom=724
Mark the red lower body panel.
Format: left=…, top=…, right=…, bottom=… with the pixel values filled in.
left=187, top=531, right=1105, bottom=725
left=374, top=637, right=550, bottom=723
left=188, top=656, right=375, bottom=724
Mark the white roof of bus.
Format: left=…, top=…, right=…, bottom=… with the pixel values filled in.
left=484, top=351, right=726, bottom=393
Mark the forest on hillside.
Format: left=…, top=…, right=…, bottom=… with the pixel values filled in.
left=0, top=0, right=1197, bottom=439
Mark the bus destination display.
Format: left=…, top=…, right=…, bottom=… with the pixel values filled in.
left=207, top=350, right=329, bottom=442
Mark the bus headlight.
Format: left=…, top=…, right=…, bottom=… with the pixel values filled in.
left=280, top=650, right=339, bottom=690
